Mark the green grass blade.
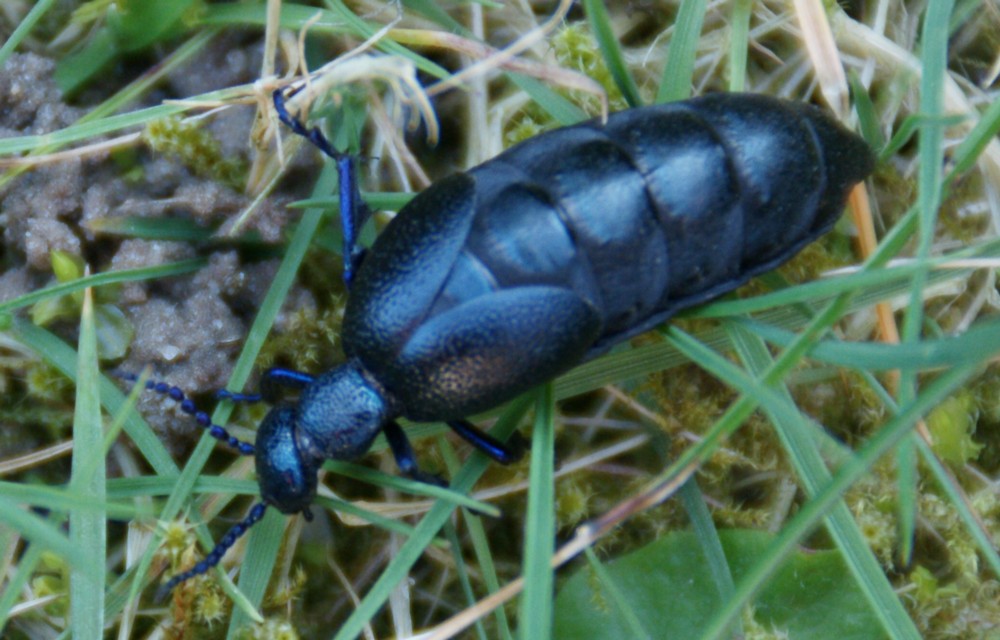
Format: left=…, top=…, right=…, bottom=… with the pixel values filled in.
left=727, top=0, right=753, bottom=91
left=105, top=475, right=256, bottom=499
left=87, top=30, right=218, bottom=120
left=54, top=28, right=117, bottom=95
left=914, top=437, right=1000, bottom=579
left=508, top=74, right=588, bottom=125
left=896, top=0, right=956, bottom=564
left=402, top=0, right=467, bottom=32
left=10, top=319, right=177, bottom=475
left=69, top=290, right=106, bottom=639
left=291, top=191, right=415, bottom=212
left=679, top=478, right=736, bottom=611
left=0, top=539, right=45, bottom=632
left=949, top=95, right=1000, bottom=176
left=226, top=508, right=287, bottom=640
left=0, top=482, right=136, bottom=519
left=583, top=0, right=642, bottom=108
left=740, top=316, right=1000, bottom=371
left=444, top=521, right=489, bottom=640
left=314, top=495, right=424, bottom=539
left=723, top=322, right=920, bottom=639
left=582, top=547, right=653, bottom=639
left=0, top=495, right=78, bottom=568
left=0, top=0, right=58, bottom=68
left=697, top=360, right=981, bottom=639
left=850, top=76, right=886, bottom=151
left=326, top=462, right=500, bottom=516
left=861, top=381, right=1000, bottom=581
left=439, top=438, right=513, bottom=640
left=519, top=384, right=556, bottom=640
left=0, top=103, right=184, bottom=155
left=332, top=396, right=532, bottom=640
left=323, top=0, right=451, bottom=79
left=657, top=0, right=707, bottom=102
left=0, top=259, right=205, bottom=315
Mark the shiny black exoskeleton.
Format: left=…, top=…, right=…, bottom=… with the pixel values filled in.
left=135, top=90, right=874, bottom=592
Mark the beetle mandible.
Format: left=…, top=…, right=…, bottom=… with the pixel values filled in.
left=136, top=89, right=874, bottom=592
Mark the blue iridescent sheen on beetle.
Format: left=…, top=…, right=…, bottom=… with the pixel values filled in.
left=130, top=89, right=874, bottom=593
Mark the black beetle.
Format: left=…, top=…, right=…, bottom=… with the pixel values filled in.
left=133, top=90, right=873, bottom=592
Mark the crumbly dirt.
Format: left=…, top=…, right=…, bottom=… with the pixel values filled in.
left=0, top=43, right=316, bottom=452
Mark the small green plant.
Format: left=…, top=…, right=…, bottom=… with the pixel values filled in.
left=30, top=250, right=133, bottom=360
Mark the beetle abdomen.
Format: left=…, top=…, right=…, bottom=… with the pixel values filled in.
left=344, top=93, right=873, bottom=415
left=446, top=93, right=873, bottom=346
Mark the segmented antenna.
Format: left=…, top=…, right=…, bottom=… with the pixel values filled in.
left=115, top=371, right=255, bottom=456
left=156, top=502, right=268, bottom=598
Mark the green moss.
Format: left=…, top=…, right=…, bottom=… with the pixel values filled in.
left=583, top=563, right=612, bottom=615
left=971, top=365, right=1000, bottom=472
left=143, top=116, right=246, bottom=189
left=503, top=114, right=547, bottom=148
left=905, top=560, right=1000, bottom=637
left=550, top=23, right=631, bottom=113
left=30, top=552, right=70, bottom=617
left=845, top=474, right=897, bottom=567
left=926, top=391, right=983, bottom=466
left=504, top=22, right=636, bottom=147
left=25, top=362, right=74, bottom=404
left=937, top=171, right=991, bottom=244
left=256, top=301, right=344, bottom=373
left=555, top=476, right=592, bottom=527
left=265, top=566, right=307, bottom=608
left=792, top=370, right=888, bottom=444
left=193, top=582, right=230, bottom=628
left=244, top=617, right=300, bottom=640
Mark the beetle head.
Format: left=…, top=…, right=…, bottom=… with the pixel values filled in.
left=252, top=361, right=394, bottom=515
left=255, top=404, right=319, bottom=514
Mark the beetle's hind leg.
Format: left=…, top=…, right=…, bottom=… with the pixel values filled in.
left=447, top=419, right=526, bottom=464
left=273, top=88, right=370, bottom=286
left=383, top=420, right=447, bottom=486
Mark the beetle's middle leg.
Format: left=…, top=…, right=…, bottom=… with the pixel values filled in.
left=384, top=420, right=447, bottom=486
left=273, top=88, right=370, bottom=286
left=446, top=419, right=526, bottom=464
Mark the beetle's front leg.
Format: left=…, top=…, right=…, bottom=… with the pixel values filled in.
left=215, top=367, right=315, bottom=404
left=332, top=152, right=369, bottom=287
left=273, top=88, right=370, bottom=287
left=383, top=420, right=446, bottom=486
